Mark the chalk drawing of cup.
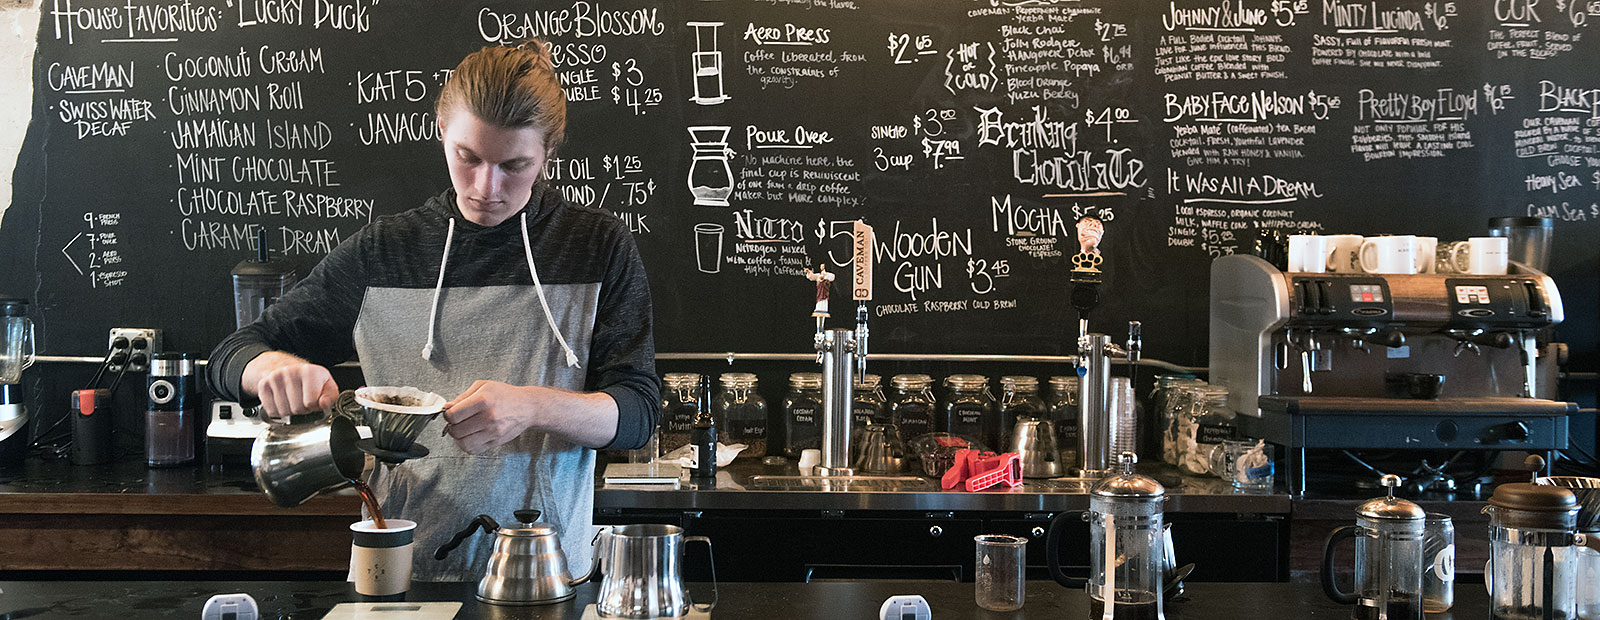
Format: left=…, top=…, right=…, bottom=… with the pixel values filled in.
left=695, top=223, right=724, bottom=274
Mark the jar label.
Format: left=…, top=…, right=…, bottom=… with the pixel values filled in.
left=736, top=424, right=767, bottom=438
left=1196, top=422, right=1237, bottom=444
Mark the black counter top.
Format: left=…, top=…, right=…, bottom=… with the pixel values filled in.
left=0, top=580, right=1492, bottom=619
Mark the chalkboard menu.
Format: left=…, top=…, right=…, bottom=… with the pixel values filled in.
left=4, top=0, right=1598, bottom=366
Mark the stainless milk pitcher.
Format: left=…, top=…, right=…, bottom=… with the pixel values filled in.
left=1321, top=474, right=1426, bottom=620
left=596, top=524, right=717, bottom=618
left=434, top=509, right=596, bottom=605
left=1048, top=452, right=1167, bottom=620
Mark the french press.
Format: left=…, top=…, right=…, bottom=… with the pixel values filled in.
left=1484, top=480, right=1600, bottom=620
left=1321, top=474, right=1426, bottom=620
left=1047, top=451, right=1167, bottom=620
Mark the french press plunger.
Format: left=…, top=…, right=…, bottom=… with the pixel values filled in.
left=1321, top=474, right=1426, bottom=620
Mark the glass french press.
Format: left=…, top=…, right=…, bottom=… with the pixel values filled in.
left=1485, top=476, right=1600, bottom=620
left=1320, top=473, right=1426, bottom=620
left=1047, top=451, right=1167, bottom=620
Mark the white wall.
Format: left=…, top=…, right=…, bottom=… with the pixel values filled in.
left=1, top=1, right=41, bottom=224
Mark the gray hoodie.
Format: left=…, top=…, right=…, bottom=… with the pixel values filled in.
left=208, top=183, right=660, bottom=581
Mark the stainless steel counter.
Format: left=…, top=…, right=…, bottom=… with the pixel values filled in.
left=595, top=459, right=1292, bottom=514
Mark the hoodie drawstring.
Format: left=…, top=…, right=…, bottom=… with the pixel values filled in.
left=421, top=217, right=456, bottom=361
left=421, top=212, right=582, bottom=368
left=521, top=211, right=582, bottom=368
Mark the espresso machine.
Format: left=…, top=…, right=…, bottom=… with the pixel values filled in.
left=1210, top=254, right=1574, bottom=495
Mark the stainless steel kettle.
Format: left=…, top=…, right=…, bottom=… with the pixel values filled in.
left=434, top=509, right=596, bottom=605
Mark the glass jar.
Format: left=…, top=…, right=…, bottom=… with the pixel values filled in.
left=1148, top=374, right=1196, bottom=465
left=852, top=373, right=887, bottom=432
left=659, top=372, right=703, bottom=454
left=1177, top=385, right=1234, bottom=476
left=943, top=374, right=998, bottom=449
left=1046, top=376, right=1080, bottom=467
left=889, top=374, right=937, bottom=447
left=783, top=372, right=824, bottom=458
left=716, top=372, right=768, bottom=458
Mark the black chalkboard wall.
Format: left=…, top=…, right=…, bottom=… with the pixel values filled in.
left=4, top=0, right=1598, bottom=369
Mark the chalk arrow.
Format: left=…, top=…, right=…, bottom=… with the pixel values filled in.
left=61, top=233, right=85, bottom=276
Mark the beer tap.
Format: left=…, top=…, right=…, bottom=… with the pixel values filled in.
left=807, top=221, right=875, bottom=477
left=1066, top=217, right=1141, bottom=478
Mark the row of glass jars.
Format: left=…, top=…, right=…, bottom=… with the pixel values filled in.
left=660, top=372, right=1085, bottom=461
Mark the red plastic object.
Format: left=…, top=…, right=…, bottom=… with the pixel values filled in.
left=964, top=451, right=1022, bottom=492
left=940, top=449, right=1022, bottom=491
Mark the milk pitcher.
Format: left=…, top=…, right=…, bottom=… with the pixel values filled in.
left=1047, top=452, right=1166, bottom=620
left=1321, top=474, right=1425, bottom=620
left=595, top=524, right=717, bottom=618
left=1484, top=481, right=1600, bottom=620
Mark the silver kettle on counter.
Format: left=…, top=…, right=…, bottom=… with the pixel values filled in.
left=434, top=509, right=596, bottom=605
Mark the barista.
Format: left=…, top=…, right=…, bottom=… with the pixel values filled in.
left=205, top=40, right=661, bottom=581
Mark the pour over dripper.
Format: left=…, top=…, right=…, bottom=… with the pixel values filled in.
left=354, top=386, right=445, bottom=462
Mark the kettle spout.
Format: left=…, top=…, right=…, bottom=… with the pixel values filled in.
left=568, top=527, right=607, bottom=587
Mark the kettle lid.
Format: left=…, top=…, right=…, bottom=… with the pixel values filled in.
left=1358, top=475, right=1425, bottom=521
left=498, top=509, right=557, bottom=537
left=1091, top=452, right=1165, bottom=500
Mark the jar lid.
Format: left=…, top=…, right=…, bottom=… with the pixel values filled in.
left=789, top=372, right=823, bottom=388
left=719, top=372, right=758, bottom=387
left=1357, top=475, right=1425, bottom=521
left=853, top=374, right=882, bottom=389
left=0, top=299, right=27, bottom=317
left=945, top=374, right=989, bottom=389
left=663, top=373, right=700, bottom=388
left=1000, top=376, right=1039, bottom=390
left=891, top=374, right=932, bottom=389
left=1091, top=453, right=1165, bottom=500
left=1490, top=482, right=1578, bottom=514
left=1047, top=376, right=1079, bottom=388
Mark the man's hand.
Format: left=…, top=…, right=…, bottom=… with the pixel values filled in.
left=443, top=380, right=543, bottom=454
left=243, top=351, right=338, bottom=422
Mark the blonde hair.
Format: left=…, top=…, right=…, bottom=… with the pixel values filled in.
left=436, top=41, right=567, bottom=148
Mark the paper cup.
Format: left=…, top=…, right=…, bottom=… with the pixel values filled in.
left=350, top=518, right=416, bottom=600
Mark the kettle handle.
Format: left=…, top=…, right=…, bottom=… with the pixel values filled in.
left=1320, top=525, right=1360, bottom=605
left=686, top=535, right=718, bottom=612
left=1046, top=510, right=1088, bottom=588
left=433, top=514, right=499, bottom=560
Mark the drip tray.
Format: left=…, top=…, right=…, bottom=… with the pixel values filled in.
left=747, top=475, right=934, bottom=491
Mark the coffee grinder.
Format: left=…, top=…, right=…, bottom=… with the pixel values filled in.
left=209, top=229, right=298, bottom=466
left=0, top=298, right=35, bottom=468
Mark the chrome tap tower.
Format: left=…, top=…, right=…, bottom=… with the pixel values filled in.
left=809, top=222, right=873, bottom=477
left=1066, top=219, right=1141, bottom=479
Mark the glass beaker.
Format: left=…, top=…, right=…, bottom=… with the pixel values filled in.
left=975, top=534, right=1027, bottom=611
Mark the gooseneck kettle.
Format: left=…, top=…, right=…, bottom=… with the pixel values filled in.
left=435, top=509, right=597, bottom=605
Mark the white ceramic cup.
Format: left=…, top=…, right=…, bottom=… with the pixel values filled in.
left=1415, top=237, right=1438, bottom=274
left=1360, top=235, right=1419, bottom=274
left=1466, top=236, right=1509, bottom=275
left=1324, top=235, right=1364, bottom=273
left=350, top=519, right=417, bottom=598
left=1287, top=235, right=1329, bottom=273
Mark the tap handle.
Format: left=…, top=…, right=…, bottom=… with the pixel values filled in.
left=855, top=303, right=869, bottom=383
left=1126, top=321, right=1142, bottom=363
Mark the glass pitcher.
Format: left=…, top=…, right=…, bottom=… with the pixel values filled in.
left=1320, top=474, right=1425, bottom=620
left=0, top=299, right=35, bottom=385
left=1484, top=482, right=1599, bottom=620
left=1047, top=452, right=1166, bottom=620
